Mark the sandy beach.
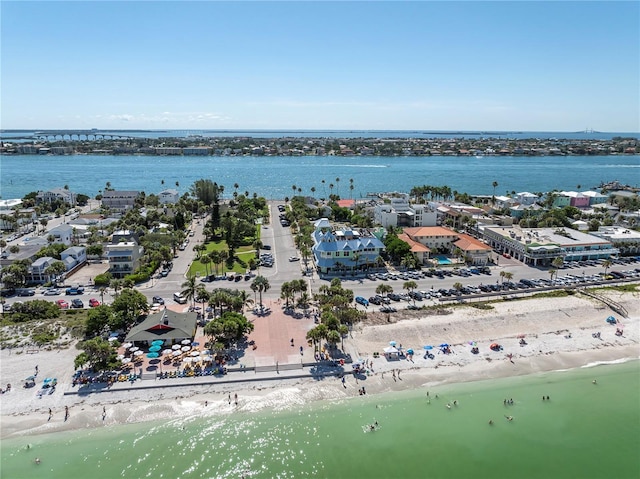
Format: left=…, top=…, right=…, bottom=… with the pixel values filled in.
left=1, top=290, right=638, bottom=440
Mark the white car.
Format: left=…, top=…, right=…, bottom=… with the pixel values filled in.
left=288, top=256, right=300, bottom=262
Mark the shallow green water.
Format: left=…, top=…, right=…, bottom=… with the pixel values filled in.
left=2, top=361, right=639, bottom=479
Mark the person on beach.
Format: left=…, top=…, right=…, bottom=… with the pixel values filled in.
left=228, top=393, right=231, bottom=405
left=48, top=408, right=52, bottom=421
left=64, top=406, right=69, bottom=422
left=505, top=415, right=513, bottom=421
left=489, top=420, right=494, bottom=425
left=234, top=393, right=238, bottom=405
left=34, top=457, right=41, bottom=465
left=102, top=406, right=106, bottom=421
left=342, top=376, right=346, bottom=388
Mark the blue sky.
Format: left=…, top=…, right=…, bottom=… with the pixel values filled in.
left=2, top=1, right=638, bottom=131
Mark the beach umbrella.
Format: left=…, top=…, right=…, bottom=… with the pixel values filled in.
left=440, top=343, right=449, bottom=348
left=181, top=339, right=191, bottom=345
left=181, top=346, right=191, bottom=352
left=389, top=341, right=397, bottom=347
left=147, top=352, right=159, bottom=358
left=108, top=337, right=118, bottom=342
left=182, top=357, right=194, bottom=363
left=152, top=340, right=164, bottom=346
left=122, top=343, right=133, bottom=349
left=149, top=345, right=162, bottom=352
left=162, top=349, right=173, bottom=355
left=190, top=351, right=200, bottom=357
left=122, top=358, right=132, bottom=364
left=172, top=350, right=182, bottom=357
left=191, top=341, right=200, bottom=347
left=116, top=354, right=125, bottom=360
left=134, top=350, right=144, bottom=356
left=517, top=334, right=526, bottom=339
left=423, top=345, right=433, bottom=350
left=129, top=346, right=139, bottom=352
left=172, top=344, right=182, bottom=350
left=468, top=341, right=477, bottom=347
left=406, top=348, right=414, bottom=355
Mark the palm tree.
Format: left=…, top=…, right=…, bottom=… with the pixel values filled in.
left=376, top=284, right=393, bottom=296
left=403, top=280, right=418, bottom=302
left=200, top=255, right=211, bottom=277
left=99, top=287, right=107, bottom=304
left=492, top=181, right=498, bottom=203
left=251, top=275, right=270, bottom=307
left=335, top=177, right=340, bottom=197
left=209, top=251, right=221, bottom=276
left=602, top=260, right=612, bottom=276
left=351, top=252, right=361, bottom=275
left=548, top=268, right=558, bottom=283
left=321, top=179, right=326, bottom=198
left=499, top=270, right=506, bottom=283
left=110, top=278, right=123, bottom=298
left=181, top=275, right=197, bottom=308
left=503, top=272, right=514, bottom=283
left=237, top=290, right=253, bottom=313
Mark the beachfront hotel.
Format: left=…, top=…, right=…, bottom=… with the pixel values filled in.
left=483, top=225, right=619, bottom=265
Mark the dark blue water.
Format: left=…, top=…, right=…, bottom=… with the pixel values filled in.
left=1, top=154, right=638, bottom=200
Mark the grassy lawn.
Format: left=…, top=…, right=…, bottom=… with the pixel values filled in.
left=188, top=241, right=257, bottom=277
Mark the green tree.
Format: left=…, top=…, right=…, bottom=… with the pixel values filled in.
left=110, top=288, right=148, bottom=331
left=85, top=305, right=113, bottom=338
left=75, top=337, right=119, bottom=372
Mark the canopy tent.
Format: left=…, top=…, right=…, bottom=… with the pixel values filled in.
left=383, top=346, right=400, bottom=360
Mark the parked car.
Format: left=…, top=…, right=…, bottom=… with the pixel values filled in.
left=56, top=299, right=69, bottom=309
left=152, top=296, right=165, bottom=305
left=43, top=288, right=60, bottom=296
left=288, top=256, right=300, bottom=262
left=65, top=286, right=85, bottom=295
left=89, top=298, right=100, bottom=307
left=16, top=288, right=36, bottom=296
left=71, top=299, right=84, bottom=309
left=355, top=296, right=369, bottom=306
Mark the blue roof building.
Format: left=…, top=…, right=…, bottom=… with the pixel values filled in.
left=311, top=218, right=385, bottom=275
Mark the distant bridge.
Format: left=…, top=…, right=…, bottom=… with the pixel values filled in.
left=33, top=130, right=134, bottom=141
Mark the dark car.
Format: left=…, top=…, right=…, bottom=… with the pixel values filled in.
left=152, top=296, right=165, bottom=305
left=71, top=299, right=84, bottom=309
left=17, top=289, right=36, bottom=296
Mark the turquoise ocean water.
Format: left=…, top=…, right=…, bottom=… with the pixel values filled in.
left=1, top=154, right=638, bottom=200
left=2, top=360, right=639, bottom=479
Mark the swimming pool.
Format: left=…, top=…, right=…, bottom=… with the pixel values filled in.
left=435, top=255, right=452, bottom=265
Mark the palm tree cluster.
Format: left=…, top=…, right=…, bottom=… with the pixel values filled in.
left=280, top=279, right=310, bottom=309
left=304, top=278, right=365, bottom=352
left=409, top=185, right=454, bottom=202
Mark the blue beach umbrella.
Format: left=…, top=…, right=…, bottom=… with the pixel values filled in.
left=423, top=345, right=433, bottom=350
left=406, top=348, right=414, bottom=355
left=440, top=343, right=449, bottom=348
left=389, top=341, right=397, bottom=347
left=149, top=345, right=162, bottom=352
left=152, top=340, right=164, bottom=346
left=147, top=352, right=159, bottom=358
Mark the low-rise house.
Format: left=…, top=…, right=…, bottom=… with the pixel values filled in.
left=158, top=189, right=180, bottom=205
left=592, top=226, right=640, bottom=255
left=48, top=224, right=74, bottom=245
left=515, top=192, right=539, bottom=206
left=311, top=218, right=385, bottom=275
left=30, top=256, right=58, bottom=284
left=61, top=246, right=87, bottom=268
left=102, top=190, right=140, bottom=214
left=37, top=188, right=77, bottom=206
left=452, top=234, right=493, bottom=265
left=107, top=230, right=144, bottom=278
